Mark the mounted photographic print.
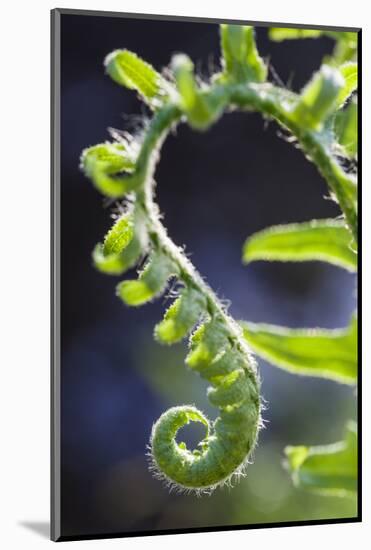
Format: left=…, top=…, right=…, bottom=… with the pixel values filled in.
left=51, top=8, right=360, bottom=542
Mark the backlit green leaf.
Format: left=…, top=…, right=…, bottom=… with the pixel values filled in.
left=285, top=422, right=357, bottom=496
left=154, top=287, right=206, bottom=344
left=220, top=24, right=267, bottom=83
left=291, top=65, right=344, bottom=130
left=92, top=211, right=146, bottom=276
left=329, top=33, right=358, bottom=65
left=269, top=28, right=324, bottom=41
left=335, top=97, right=358, bottom=158
left=171, top=54, right=225, bottom=130
left=103, top=214, right=134, bottom=256
left=105, top=49, right=169, bottom=107
left=242, top=219, right=357, bottom=272
left=186, top=317, right=229, bottom=369
left=117, top=251, right=177, bottom=306
left=241, top=316, right=357, bottom=384
left=336, top=63, right=357, bottom=108
left=80, top=142, right=135, bottom=198
left=93, top=237, right=142, bottom=276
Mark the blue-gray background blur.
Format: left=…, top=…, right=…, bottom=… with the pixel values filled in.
left=60, top=12, right=357, bottom=538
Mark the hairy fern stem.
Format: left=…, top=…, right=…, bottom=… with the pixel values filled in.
left=132, top=105, right=260, bottom=491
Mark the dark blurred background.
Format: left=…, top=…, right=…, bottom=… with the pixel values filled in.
left=60, top=13, right=357, bottom=538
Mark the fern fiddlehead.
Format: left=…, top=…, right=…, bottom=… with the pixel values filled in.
left=81, top=24, right=357, bottom=492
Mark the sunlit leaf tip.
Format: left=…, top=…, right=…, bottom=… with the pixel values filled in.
left=284, top=422, right=357, bottom=496
left=117, top=251, right=177, bottom=307
left=80, top=142, right=136, bottom=198
left=242, top=219, right=357, bottom=272
left=154, top=287, right=206, bottom=344
left=291, top=65, right=344, bottom=130
left=269, top=28, right=324, bottom=41
left=220, top=24, right=267, bottom=83
left=171, top=54, right=226, bottom=130
left=240, top=316, right=357, bottom=385
left=334, top=96, right=358, bottom=158
left=104, top=49, right=170, bottom=107
left=336, top=62, right=358, bottom=108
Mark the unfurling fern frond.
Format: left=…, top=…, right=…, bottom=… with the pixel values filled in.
left=81, top=23, right=358, bottom=494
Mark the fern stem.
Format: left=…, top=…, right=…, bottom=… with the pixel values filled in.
left=135, top=107, right=257, bottom=369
